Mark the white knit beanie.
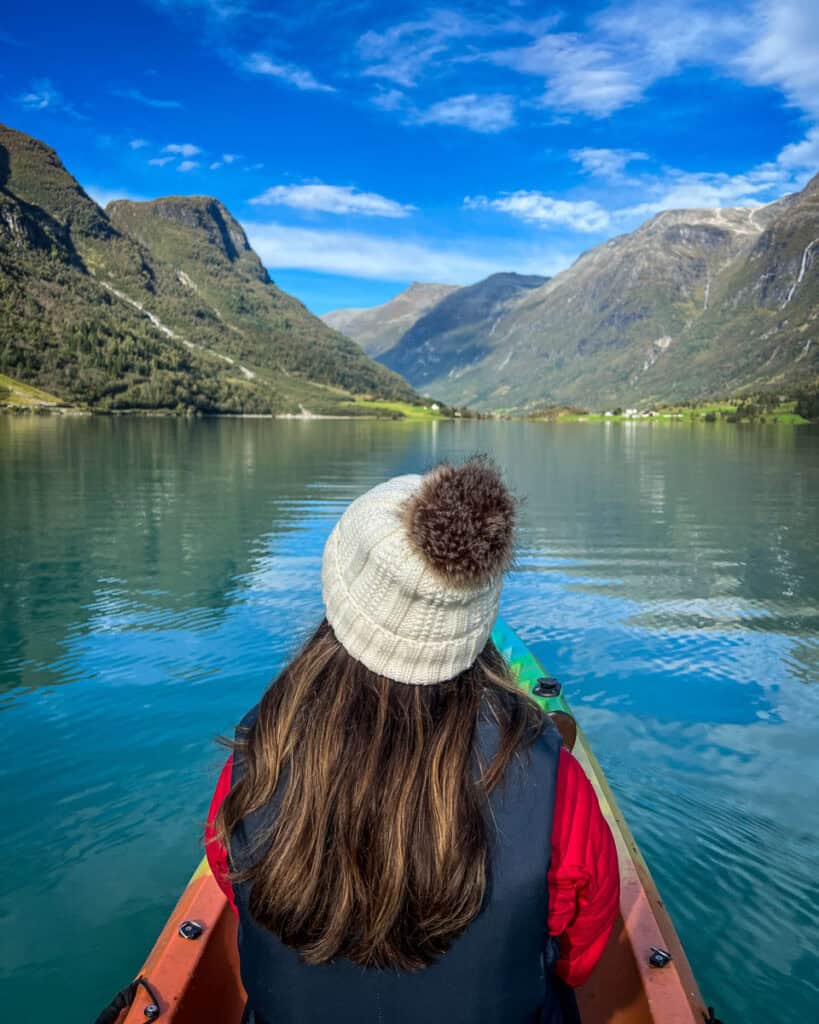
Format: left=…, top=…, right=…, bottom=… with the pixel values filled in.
left=321, top=457, right=516, bottom=685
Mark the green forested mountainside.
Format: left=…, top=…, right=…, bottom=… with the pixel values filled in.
left=0, top=123, right=415, bottom=413
left=377, top=273, right=548, bottom=389
left=321, top=282, right=462, bottom=357
left=348, top=183, right=818, bottom=410
left=106, top=197, right=414, bottom=400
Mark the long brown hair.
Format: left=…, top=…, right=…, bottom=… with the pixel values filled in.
left=215, top=618, right=544, bottom=970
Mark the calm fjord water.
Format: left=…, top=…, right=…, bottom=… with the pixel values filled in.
left=1, top=417, right=818, bottom=1023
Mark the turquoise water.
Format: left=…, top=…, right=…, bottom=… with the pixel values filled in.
left=1, top=416, right=818, bottom=1022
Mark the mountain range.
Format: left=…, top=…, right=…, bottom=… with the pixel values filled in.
left=373, top=273, right=547, bottom=391
left=322, top=282, right=460, bottom=358
left=0, top=123, right=415, bottom=414
left=324, top=181, right=819, bottom=410
left=4, top=120, right=817, bottom=416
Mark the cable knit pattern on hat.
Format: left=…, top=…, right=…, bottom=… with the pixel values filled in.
left=321, top=462, right=514, bottom=685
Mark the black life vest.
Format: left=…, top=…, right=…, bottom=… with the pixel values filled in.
left=229, top=706, right=563, bottom=1024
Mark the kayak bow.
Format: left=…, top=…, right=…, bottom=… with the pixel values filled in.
left=114, top=618, right=706, bottom=1024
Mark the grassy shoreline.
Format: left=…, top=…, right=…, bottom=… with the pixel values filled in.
left=2, top=372, right=814, bottom=424
left=0, top=373, right=449, bottom=420
left=523, top=400, right=811, bottom=426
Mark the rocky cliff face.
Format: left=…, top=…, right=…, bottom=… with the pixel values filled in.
left=0, top=122, right=416, bottom=412
left=129, top=197, right=256, bottom=264
left=322, top=281, right=461, bottom=357
left=640, top=176, right=819, bottom=398
left=368, top=188, right=816, bottom=410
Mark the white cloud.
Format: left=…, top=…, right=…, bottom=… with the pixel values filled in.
left=465, top=192, right=611, bottom=232
left=249, top=184, right=415, bottom=218
left=354, top=0, right=819, bottom=128
left=506, top=3, right=742, bottom=116
left=85, top=185, right=151, bottom=208
left=244, top=220, right=571, bottom=282
left=372, top=88, right=406, bottom=111
left=164, top=143, right=201, bottom=157
left=488, top=33, right=643, bottom=117
left=736, top=0, right=819, bottom=119
left=149, top=157, right=174, bottom=167
left=484, top=2, right=739, bottom=119
left=414, top=93, right=515, bottom=133
left=570, top=147, right=649, bottom=182
left=177, top=160, right=200, bottom=172
left=113, top=88, right=183, bottom=109
left=244, top=52, right=335, bottom=92
left=16, top=78, right=86, bottom=119
left=612, top=124, right=819, bottom=219
left=592, top=2, right=742, bottom=74
left=129, top=138, right=149, bottom=150
left=17, top=79, right=61, bottom=110
left=209, top=153, right=239, bottom=170
left=616, top=175, right=773, bottom=218
left=358, top=10, right=488, bottom=88
left=357, top=3, right=745, bottom=120
left=776, top=125, right=819, bottom=169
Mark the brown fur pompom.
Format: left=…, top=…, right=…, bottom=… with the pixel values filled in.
left=403, top=456, right=517, bottom=586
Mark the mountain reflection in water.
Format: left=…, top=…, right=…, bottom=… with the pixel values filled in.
left=1, top=416, right=817, bottom=1023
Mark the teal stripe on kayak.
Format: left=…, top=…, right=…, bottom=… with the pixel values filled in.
left=491, top=617, right=572, bottom=716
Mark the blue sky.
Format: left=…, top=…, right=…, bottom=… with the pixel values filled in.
left=2, top=0, right=818, bottom=313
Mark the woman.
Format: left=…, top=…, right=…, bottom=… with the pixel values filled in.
left=206, top=457, right=619, bottom=1024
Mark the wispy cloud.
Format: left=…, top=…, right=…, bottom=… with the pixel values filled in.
left=465, top=192, right=611, bottom=232
left=17, top=79, right=61, bottom=110
left=413, top=93, right=515, bottom=134
left=358, top=10, right=490, bottom=88
left=358, top=2, right=751, bottom=121
left=371, top=88, right=406, bottom=111
left=244, top=220, right=571, bottom=282
left=776, top=125, right=819, bottom=169
left=487, top=33, right=642, bottom=117
left=210, top=152, right=240, bottom=169
left=113, top=87, right=183, bottom=109
left=16, top=78, right=86, bottom=119
left=244, top=52, right=335, bottom=92
left=614, top=133, right=819, bottom=218
left=736, top=0, right=819, bottom=119
left=177, top=160, right=200, bottom=172
left=249, top=183, right=415, bottom=218
left=164, top=143, right=202, bottom=157
left=470, top=118, right=816, bottom=237
left=570, top=147, right=649, bottom=183
left=129, top=138, right=150, bottom=150
left=480, top=3, right=744, bottom=117
left=148, top=156, right=174, bottom=167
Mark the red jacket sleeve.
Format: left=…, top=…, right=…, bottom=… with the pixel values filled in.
left=204, top=755, right=238, bottom=915
left=548, top=747, right=620, bottom=987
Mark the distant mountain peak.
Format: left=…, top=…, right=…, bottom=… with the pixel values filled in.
left=322, top=281, right=461, bottom=357
left=377, top=271, right=549, bottom=388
